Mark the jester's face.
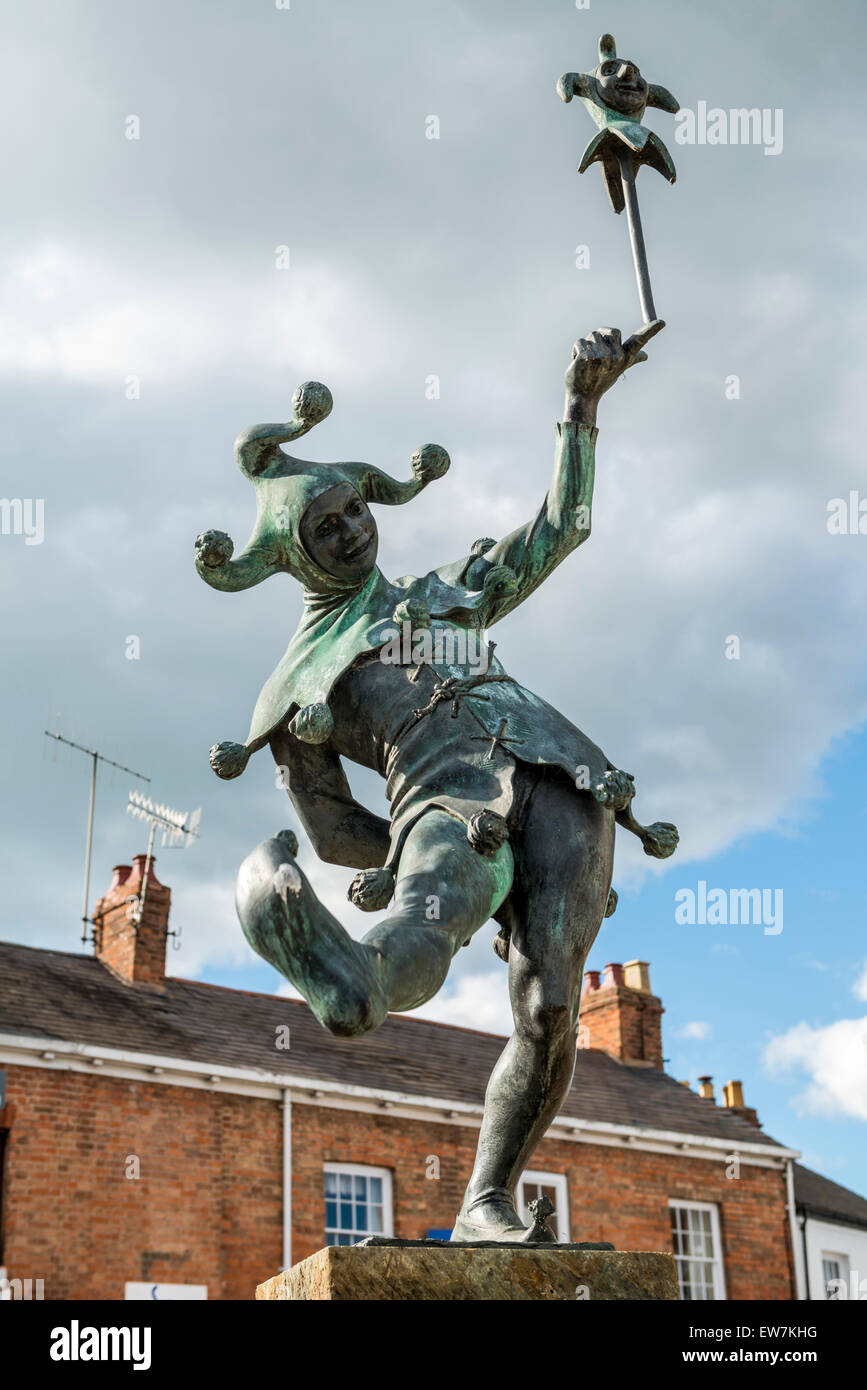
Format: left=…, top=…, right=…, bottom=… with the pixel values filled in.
left=300, top=482, right=379, bottom=584
left=595, top=57, right=648, bottom=117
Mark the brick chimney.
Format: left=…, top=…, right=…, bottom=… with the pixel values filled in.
left=579, top=959, right=664, bottom=1068
left=92, top=854, right=171, bottom=988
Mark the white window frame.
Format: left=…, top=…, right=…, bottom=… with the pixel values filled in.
left=821, top=1251, right=850, bottom=1300
left=519, top=1171, right=570, bottom=1243
left=324, top=1162, right=394, bottom=1245
left=669, top=1199, right=727, bottom=1301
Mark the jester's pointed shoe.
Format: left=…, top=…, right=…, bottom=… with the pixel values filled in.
left=450, top=1189, right=558, bottom=1245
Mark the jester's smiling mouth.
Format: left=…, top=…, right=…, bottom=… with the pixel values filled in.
left=343, top=535, right=374, bottom=562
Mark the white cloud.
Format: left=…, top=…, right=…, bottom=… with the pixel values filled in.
left=413, top=970, right=512, bottom=1037
left=853, top=962, right=867, bottom=1003
left=676, top=1021, right=711, bottom=1041
left=0, top=242, right=398, bottom=387
left=166, top=876, right=255, bottom=977
left=763, top=1017, right=867, bottom=1122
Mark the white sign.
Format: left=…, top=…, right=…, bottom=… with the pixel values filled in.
left=124, top=1282, right=207, bottom=1300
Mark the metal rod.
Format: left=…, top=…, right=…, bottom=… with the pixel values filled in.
left=132, top=820, right=158, bottom=928
left=618, top=154, right=657, bottom=324
left=81, top=752, right=97, bottom=941
left=44, top=729, right=150, bottom=939
left=44, top=731, right=151, bottom=783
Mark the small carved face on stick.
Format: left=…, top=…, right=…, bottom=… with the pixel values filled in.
left=299, top=482, right=379, bottom=583
left=595, top=54, right=648, bottom=116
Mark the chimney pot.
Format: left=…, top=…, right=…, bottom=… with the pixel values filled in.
left=583, top=970, right=601, bottom=994
left=110, top=865, right=132, bottom=890
left=602, top=962, right=625, bottom=989
left=622, top=959, right=651, bottom=993
left=130, top=853, right=163, bottom=886
left=722, top=1080, right=745, bottom=1109
left=697, top=1075, right=715, bottom=1101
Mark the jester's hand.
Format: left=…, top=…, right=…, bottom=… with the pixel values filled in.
left=196, top=529, right=234, bottom=569
left=564, top=322, right=664, bottom=422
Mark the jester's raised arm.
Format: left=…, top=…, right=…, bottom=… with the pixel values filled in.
left=195, top=379, right=451, bottom=594
left=462, top=322, right=663, bottom=627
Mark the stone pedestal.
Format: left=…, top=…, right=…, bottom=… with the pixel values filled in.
left=256, top=1246, right=679, bottom=1301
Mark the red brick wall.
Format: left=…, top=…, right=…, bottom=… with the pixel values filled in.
left=0, top=1065, right=282, bottom=1300
left=0, top=1065, right=793, bottom=1300
left=292, top=1103, right=793, bottom=1299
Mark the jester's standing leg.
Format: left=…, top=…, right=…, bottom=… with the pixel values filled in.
left=451, top=767, right=614, bottom=1243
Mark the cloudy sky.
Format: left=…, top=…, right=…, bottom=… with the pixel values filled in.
left=2, top=0, right=866, bottom=1192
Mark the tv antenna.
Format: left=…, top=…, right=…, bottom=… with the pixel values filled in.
left=125, top=793, right=201, bottom=936
left=44, top=723, right=150, bottom=942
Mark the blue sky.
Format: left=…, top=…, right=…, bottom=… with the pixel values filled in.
left=2, top=0, right=866, bottom=1195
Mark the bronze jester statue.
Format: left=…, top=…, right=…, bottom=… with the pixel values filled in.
left=196, top=327, right=678, bottom=1244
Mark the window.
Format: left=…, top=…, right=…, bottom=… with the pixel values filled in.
left=669, top=1201, right=726, bottom=1300
left=519, top=1171, right=569, bottom=1243
left=822, top=1253, right=849, bottom=1300
left=324, top=1164, right=393, bottom=1246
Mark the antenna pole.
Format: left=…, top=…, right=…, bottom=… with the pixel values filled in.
left=81, top=751, right=98, bottom=942
left=131, top=820, right=158, bottom=927
left=44, top=729, right=150, bottom=940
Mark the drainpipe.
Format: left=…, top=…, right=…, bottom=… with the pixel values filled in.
left=785, top=1158, right=804, bottom=1299
left=800, top=1213, right=811, bottom=1301
left=282, top=1089, right=292, bottom=1272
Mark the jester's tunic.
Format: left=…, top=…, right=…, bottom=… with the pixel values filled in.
left=325, top=643, right=609, bottom=869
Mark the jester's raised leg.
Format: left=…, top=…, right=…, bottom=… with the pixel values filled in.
left=360, top=810, right=513, bottom=1013
left=235, top=812, right=512, bottom=1039
left=236, top=830, right=388, bottom=1037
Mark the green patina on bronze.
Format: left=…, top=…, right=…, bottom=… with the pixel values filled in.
left=557, top=32, right=680, bottom=213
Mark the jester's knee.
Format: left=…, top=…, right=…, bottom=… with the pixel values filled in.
left=318, top=987, right=385, bottom=1039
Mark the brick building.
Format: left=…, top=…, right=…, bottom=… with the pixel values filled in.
left=0, top=850, right=840, bottom=1301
